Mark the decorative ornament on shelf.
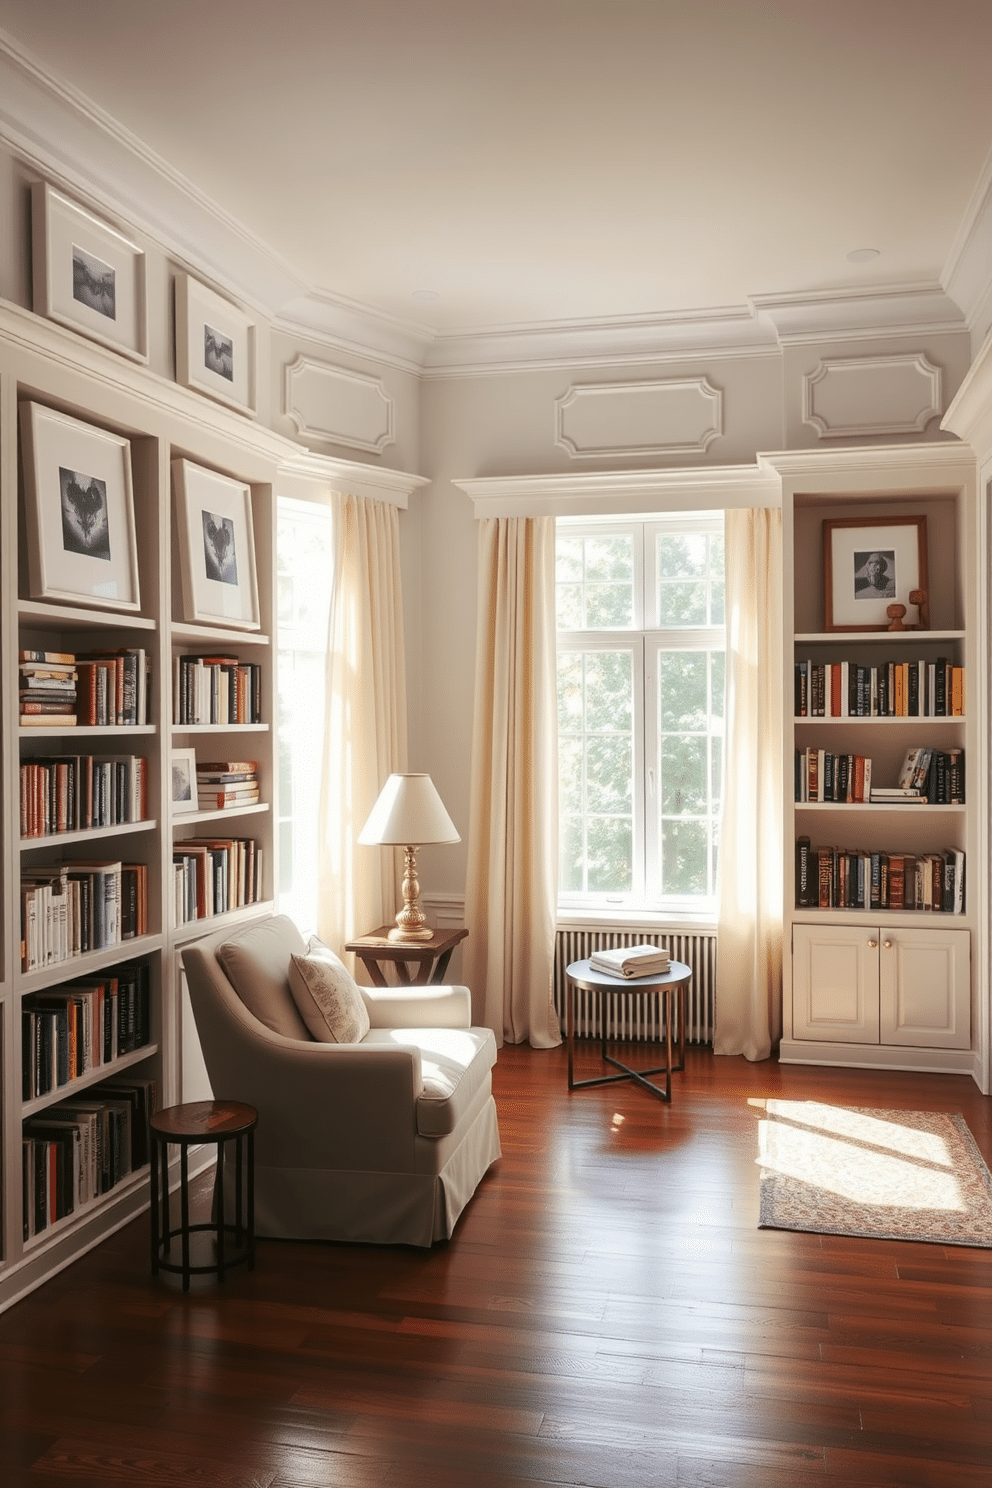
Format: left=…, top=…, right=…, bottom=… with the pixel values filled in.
left=886, top=603, right=907, bottom=631
left=358, top=773, right=460, bottom=942
left=909, top=588, right=930, bottom=630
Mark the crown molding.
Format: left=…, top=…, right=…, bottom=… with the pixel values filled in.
left=278, top=448, right=429, bottom=508
left=454, top=464, right=780, bottom=519
left=942, top=138, right=992, bottom=340
left=753, top=283, right=967, bottom=346
left=942, top=323, right=992, bottom=458
left=758, top=441, right=974, bottom=489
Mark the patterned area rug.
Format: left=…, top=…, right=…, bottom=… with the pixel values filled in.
left=757, top=1101, right=992, bottom=1247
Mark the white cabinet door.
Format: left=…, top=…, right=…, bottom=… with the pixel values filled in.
left=793, top=924, right=880, bottom=1042
left=878, top=927, right=971, bottom=1049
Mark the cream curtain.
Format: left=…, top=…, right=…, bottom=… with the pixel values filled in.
left=713, top=505, right=784, bottom=1060
left=317, top=492, right=407, bottom=952
left=463, top=517, right=561, bottom=1048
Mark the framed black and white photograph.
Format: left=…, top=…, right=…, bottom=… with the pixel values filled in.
left=172, top=458, right=260, bottom=630
left=31, top=182, right=148, bottom=362
left=823, top=515, right=929, bottom=632
left=171, top=748, right=198, bottom=814
left=19, top=401, right=142, bottom=612
left=175, top=273, right=257, bottom=416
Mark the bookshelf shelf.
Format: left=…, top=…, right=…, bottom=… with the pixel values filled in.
left=1, top=299, right=283, bottom=1305
left=769, top=446, right=980, bottom=1080
left=21, top=1042, right=160, bottom=1120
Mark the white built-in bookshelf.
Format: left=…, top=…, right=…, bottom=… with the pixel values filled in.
left=765, top=446, right=984, bottom=1083
left=0, top=299, right=287, bottom=1310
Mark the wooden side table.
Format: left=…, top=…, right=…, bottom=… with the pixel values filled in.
left=565, top=958, right=691, bottom=1102
left=345, top=925, right=468, bottom=987
left=149, top=1100, right=256, bottom=1292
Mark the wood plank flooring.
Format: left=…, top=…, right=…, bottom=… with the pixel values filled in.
left=1, top=1044, right=991, bottom=1487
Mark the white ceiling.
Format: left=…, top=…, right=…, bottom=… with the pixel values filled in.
left=2, top=0, right=992, bottom=345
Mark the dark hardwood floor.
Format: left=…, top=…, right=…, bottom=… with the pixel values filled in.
left=2, top=1043, right=991, bottom=1488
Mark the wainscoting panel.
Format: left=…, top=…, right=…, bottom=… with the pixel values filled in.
left=554, top=925, right=716, bottom=1044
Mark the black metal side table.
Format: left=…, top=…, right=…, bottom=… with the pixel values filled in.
left=149, top=1099, right=257, bottom=1292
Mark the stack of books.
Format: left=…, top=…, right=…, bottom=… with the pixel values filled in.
left=589, top=943, right=670, bottom=978
left=19, top=649, right=77, bottom=725
left=196, top=759, right=260, bottom=811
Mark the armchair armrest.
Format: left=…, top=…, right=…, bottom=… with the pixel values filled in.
left=361, top=984, right=472, bottom=1029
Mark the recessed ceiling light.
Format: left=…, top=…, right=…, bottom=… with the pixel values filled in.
left=846, top=248, right=880, bottom=264
left=412, top=289, right=440, bottom=303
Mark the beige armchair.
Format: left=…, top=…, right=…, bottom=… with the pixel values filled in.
left=180, top=915, right=500, bottom=1247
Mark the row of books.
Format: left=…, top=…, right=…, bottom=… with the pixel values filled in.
left=795, top=658, right=964, bottom=718
left=21, top=860, right=150, bottom=972
left=172, top=654, right=262, bottom=726
left=22, top=1075, right=157, bottom=1239
left=795, top=838, right=965, bottom=913
left=196, top=759, right=260, bottom=811
left=795, top=747, right=965, bottom=805
left=172, top=837, right=263, bottom=925
left=19, top=753, right=148, bottom=838
left=22, top=962, right=152, bottom=1100
left=19, top=648, right=151, bottom=728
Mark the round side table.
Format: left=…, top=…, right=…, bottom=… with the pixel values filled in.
left=565, top=958, right=691, bottom=1102
left=149, top=1100, right=257, bottom=1292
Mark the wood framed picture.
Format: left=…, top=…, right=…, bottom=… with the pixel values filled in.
left=172, top=748, right=198, bottom=814
left=31, top=182, right=148, bottom=362
left=175, top=273, right=257, bottom=417
left=172, top=458, right=260, bottom=630
left=823, top=515, right=929, bottom=632
left=19, top=401, right=142, bottom=612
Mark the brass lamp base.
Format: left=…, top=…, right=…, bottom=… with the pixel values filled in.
left=388, top=845, right=435, bottom=941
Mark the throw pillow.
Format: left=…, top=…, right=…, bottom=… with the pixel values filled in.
left=288, top=941, right=371, bottom=1044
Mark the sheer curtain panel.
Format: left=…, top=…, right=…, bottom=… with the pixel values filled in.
left=713, top=505, right=784, bottom=1060
left=464, top=517, right=561, bottom=1048
left=318, top=492, right=408, bottom=952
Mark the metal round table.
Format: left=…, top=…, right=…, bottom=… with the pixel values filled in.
left=565, top=958, right=691, bottom=1102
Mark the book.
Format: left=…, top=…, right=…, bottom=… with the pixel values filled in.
left=588, top=944, right=670, bottom=978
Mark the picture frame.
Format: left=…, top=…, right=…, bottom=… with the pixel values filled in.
left=31, top=182, right=148, bottom=362
left=171, top=748, right=198, bottom=814
left=175, top=273, right=257, bottom=417
left=172, top=458, right=260, bottom=630
left=19, top=401, right=142, bottom=612
left=823, top=515, right=929, bottom=632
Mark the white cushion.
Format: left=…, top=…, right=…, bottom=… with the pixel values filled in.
left=363, top=1026, right=497, bottom=1136
left=288, top=941, right=371, bottom=1044
left=217, top=915, right=311, bottom=1040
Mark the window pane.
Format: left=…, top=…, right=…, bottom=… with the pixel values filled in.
left=584, top=651, right=632, bottom=733
left=710, top=649, right=725, bottom=720
left=559, top=816, right=585, bottom=893
left=657, top=530, right=725, bottom=627
left=555, top=532, right=634, bottom=629
left=559, top=736, right=583, bottom=814
left=662, top=819, right=709, bottom=896
left=711, top=733, right=723, bottom=808
left=557, top=652, right=583, bottom=731
left=586, top=733, right=632, bottom=814
left=658, top=651, right=707, bottom=731
left=658, top=579, right=708, bottom=626
left=660, top=734, right=707, bottom=815
left=587, top=816, right=633, bottom=893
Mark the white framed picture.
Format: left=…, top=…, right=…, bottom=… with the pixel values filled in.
left=172, top=458, right=260, bottom=630
left=31, top=182, right=148, bottom=362
left=19, top=401, right=142, bottom=612
left=175, top=273, right=256, bottom=417
left=172, top=748, right=198, bottom=814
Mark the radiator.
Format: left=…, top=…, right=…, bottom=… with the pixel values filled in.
left=554, top=926, right=716, bottom=1044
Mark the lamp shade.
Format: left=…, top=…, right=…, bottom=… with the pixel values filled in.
left=358, top=773, right=460, bottom=846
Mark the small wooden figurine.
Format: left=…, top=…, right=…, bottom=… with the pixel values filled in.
left=886, top=603, right=907, bottom=631
left=909, top=588, right=930, bottom=629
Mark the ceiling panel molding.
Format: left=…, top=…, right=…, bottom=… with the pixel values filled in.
left=555, top=377, right=723, bottom=458
left=802, top=353, right=943, bottom=439
left=284, top=355, right=395, bottom=453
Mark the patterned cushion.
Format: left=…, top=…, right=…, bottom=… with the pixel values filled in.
left=288, top=941, right=371, bottom=1044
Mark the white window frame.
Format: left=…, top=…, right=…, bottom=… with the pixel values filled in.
left=556, top=512, right=724, bottom=920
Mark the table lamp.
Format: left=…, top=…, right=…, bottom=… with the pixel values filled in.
left=358, top=773, right=460, bottom=941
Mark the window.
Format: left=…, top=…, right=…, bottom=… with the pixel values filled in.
left=556, top=514, right=725, bottom=915
left=276, top=496, right=334, bottom=929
